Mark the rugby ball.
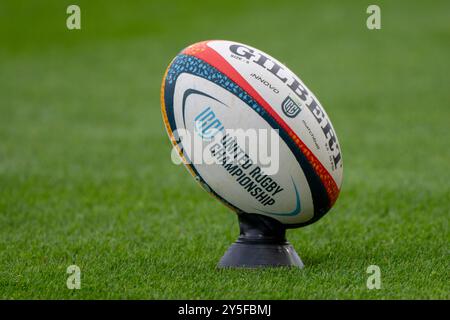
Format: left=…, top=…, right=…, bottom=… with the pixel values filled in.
left=161, top=40, right=343, bottom=227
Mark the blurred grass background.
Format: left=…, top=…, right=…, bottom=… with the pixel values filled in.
left=0, top=0, right=449, bottom=298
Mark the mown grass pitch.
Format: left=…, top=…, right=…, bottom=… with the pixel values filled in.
left=0, top=0, right=449, bottom=299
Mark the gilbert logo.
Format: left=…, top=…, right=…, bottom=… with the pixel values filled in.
left=281, top=96, right=301, bottom=118
left=194, top=107, right=224, bottom=140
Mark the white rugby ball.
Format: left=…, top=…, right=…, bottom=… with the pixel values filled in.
left=161, top=40, right=343, bottom=227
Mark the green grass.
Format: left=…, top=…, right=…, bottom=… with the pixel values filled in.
left=0, top=0, right=449, bottom=299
